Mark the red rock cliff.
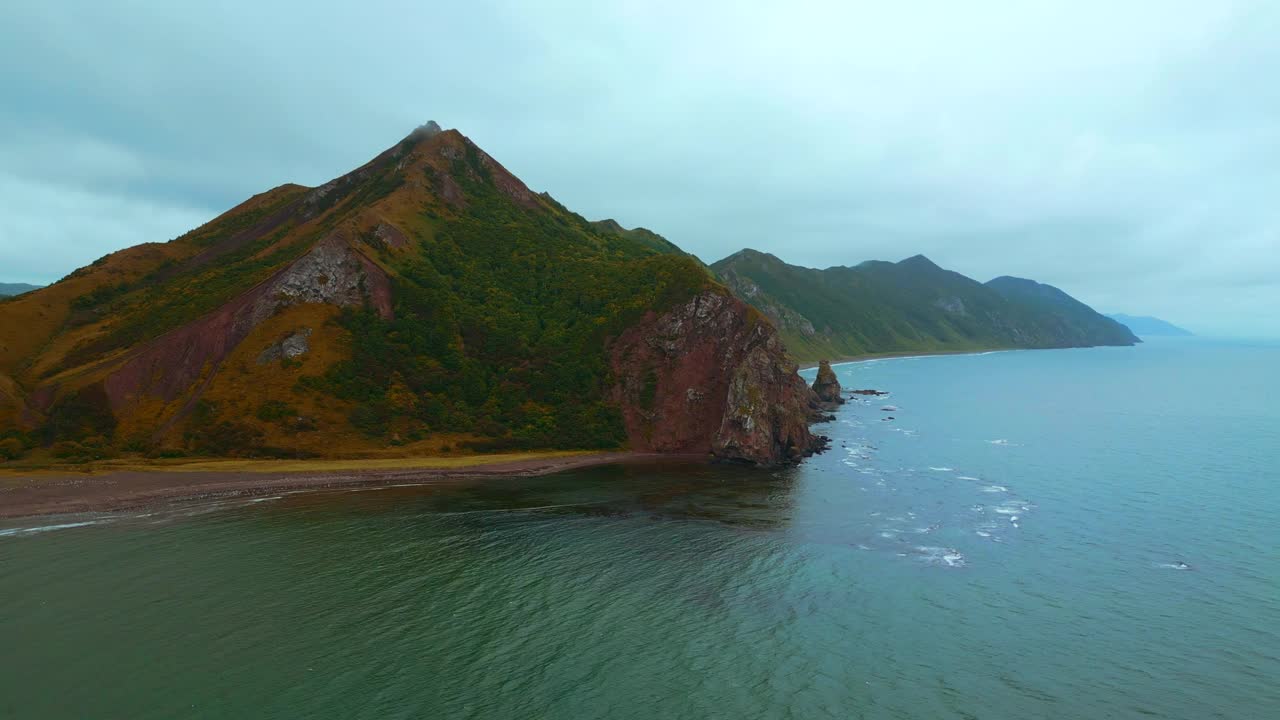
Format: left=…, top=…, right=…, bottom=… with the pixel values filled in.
left=610, top=290, right=824, bottom=466
left=101, top=232, right=392, bottom=414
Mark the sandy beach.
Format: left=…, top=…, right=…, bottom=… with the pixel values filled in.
left=0, top=451, right=699, bottom=519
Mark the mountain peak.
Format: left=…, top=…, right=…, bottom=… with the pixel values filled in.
left=720, top=248, right=782, bottom=265
left=986, top=275, right=1067, bottom=300
left=897, top=254, right=939, bottom=269
left=987, top=275, right=1036, bottom=286
left=407, top=120, right=443, bottom=141
left=592, top=218, right=625, bottom=234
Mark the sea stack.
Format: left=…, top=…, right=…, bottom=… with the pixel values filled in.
left=812, top=360, right=844, bottom=405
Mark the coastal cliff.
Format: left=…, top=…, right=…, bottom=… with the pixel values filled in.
left=611, top=291, right=823, bottom=465
left=711, top=249, right=1140, bottom=363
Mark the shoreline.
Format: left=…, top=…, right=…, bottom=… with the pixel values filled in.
left=0, top=451, right=703, bottom=520
left=797, top=348, right=1018, bottom=370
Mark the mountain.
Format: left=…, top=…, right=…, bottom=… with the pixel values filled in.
left=710, top=250, right=1138, bottom=363
left=1105, top=313, right=1193, bottom=337
left=0, top=123, right=821, bottom=466
left=0, top=283, right=42, bottom=297
left=984, top=276, right=1140, bottom=347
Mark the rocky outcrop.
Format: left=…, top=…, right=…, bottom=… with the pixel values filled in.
left=610, top=290, right=824, bottom=466
left=269, top=234, right=392, bottom=315
left=934, top=296, right=967, bottom=315
left=410, top=120, right=443, bottom=140
left=372, top=222, right=409, bottom=249
left=101, top=233, right=391, bottom=414
left=257, top=328, right=312, bottom=365
left=811, top=360, right=844, bottom=405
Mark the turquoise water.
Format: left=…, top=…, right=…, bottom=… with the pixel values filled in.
left=2, top=338, right=1278, bottom=718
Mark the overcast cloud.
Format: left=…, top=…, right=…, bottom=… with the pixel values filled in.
left=2, top=1, right=1277, bottom=336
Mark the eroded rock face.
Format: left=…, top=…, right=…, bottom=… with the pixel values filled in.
left=372, top=222, right=409, bottom=249
left=610, top=290, right=823, bottom=466
left=811, top=360, right=844, bottom=405
left=934, top=296, right=967, bottom=315
left=102, top=233, right=392, bottom=415
left=434, top=134, right=538, bottom=209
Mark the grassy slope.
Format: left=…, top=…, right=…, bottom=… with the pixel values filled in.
left=712, top=250, right=1137, bottom=363
left=293, top=131, right=714, bottom=454
left=588, top=219, right=688, bottom=256
left=986, top=276, right=1140, bottom=346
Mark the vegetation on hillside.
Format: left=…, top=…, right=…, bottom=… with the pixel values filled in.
left=712, top=250, right=1137, bottom=363
left=588, top=219, right=689, bottom=256
left=0, top=127, right=714, bottom=463
left=303, top=175, right=712, bottom=451
left=985, top=276, right=1140, bottom=346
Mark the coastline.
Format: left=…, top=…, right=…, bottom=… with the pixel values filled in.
left=0, top=451, right=703, bottom=520
left=797, top=347, right=1018, bottom=370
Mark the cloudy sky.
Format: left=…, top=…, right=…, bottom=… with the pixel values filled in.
left=3, top=1, right=1277, bottom=336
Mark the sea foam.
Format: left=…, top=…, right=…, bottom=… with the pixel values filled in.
left=0, top=520, right=102, bottom=537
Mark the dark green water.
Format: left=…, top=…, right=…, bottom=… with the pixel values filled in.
left=2, top=338, right=1278, bottom=718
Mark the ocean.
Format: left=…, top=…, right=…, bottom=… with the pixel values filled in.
left=2, top=338, right=1277, bottom=719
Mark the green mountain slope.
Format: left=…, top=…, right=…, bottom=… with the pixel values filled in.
left=711, top=249, right=1138, bottom=363
left=0, top=124, right=818, bottom=466
left=588, top=219, right=687, bottom=256
left=985, top=277, right=1140, bottom=347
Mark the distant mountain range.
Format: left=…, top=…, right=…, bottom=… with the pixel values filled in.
left=711, top=250, right=1138, bottom=363
left=0, top=283, right=42, bottom=297
left=1105, top=314, right=1193, bottom=337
